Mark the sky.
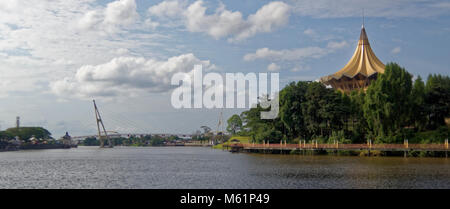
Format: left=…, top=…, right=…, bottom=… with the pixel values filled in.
left=0, top=0, right=449, bottom=137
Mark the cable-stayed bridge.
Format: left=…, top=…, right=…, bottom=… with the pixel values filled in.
left=72, top=132, right=193, bottom=140
left=69, top=100, right=203, bottom=147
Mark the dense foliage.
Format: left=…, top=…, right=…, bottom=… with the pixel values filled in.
left=230, top=63, right=450, bottom=144
left=81, top=135, right=169, bottom=146
left=0, top=127, right=52, bottom=141
left=226, top=114, right=243, bottom=135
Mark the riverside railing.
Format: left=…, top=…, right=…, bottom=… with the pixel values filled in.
left=227, top=140, right=449, bottom=151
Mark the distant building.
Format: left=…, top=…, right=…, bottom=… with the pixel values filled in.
left=9, top=136, right=22, bottom=145
left=29, top=135, right=38, bottom=144
left=59, top=132, right=72, bottom=145
left=320, top=25, right=385, bottom=92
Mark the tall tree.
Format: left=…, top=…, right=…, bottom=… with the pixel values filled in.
left=226, top=114, right=243, bottom=135
left=363, top=63, right=413, bottom=142
left=424, top=74, right=450, bottom=129
left=411, top=76, right=427, bottom=130
left=348, top=91, right=368, bottom=143
left=279, top=81, right=309, bottom=140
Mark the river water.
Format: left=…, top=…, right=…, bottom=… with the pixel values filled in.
left=0, top=146, right=449, bottom=189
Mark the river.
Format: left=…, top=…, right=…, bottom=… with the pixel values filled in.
left=0, top=146, right=449, bottom=189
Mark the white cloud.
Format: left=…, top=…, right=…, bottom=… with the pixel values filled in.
left=391, top=46, right=401, bottom=54
left=184, top=1, right=247, bottom=40
left=51, top=54, right=214, bottom=99
left=290, top=65, right=310, bottom=72
left=148, top=0, right=185, bottom=18
left=303, top=28, right=317, bottom=37
left=243, top=40, right=348, bottom=61
left=104, top=0, right=138, bottom=25
left=289, top=0, right=450, bottom=18
left=144, top=18, right=160, bottom=29
left=327, top=41, right=349, bottom=50
left=78, top=0, right=139, bottom=33
left=77, top=10, right=103, bottom=31
left=115, top=48, right=131, bottom=55
left=244, top=47, right=325, bottom=61
left=232, top=1, right=291, bottom=41
left=0, top=0, right=169, bottom=99
left=267, top=63, right=281, bottom=72
left=148, top=0, right=291, bottom=41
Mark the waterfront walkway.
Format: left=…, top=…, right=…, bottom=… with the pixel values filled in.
left=225, top=140, right=449, bottom=156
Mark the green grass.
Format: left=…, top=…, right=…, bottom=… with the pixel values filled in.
left=212, top=136, right=251, bottom=149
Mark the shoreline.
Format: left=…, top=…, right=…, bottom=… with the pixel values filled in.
left=3, top=144, right=448, bottom=158
left=0, top=144, right=76, bottom=152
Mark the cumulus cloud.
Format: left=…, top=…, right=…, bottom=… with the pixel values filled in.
left=0, top=0, right=169, bottom=98
left=148, top=0, right=185, bottom=18
left=77, top=0, right=139, bottom=33
left=244, top=41, right=348, bottom=61
left=148, top=0, right=291, bottom=41
left=105, top=0, right=139, bottom=25
left=267, top=63, right=281, bottom=72
left=51, top=54, right=214, bottom=99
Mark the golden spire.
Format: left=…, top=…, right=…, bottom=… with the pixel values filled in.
left=320, top=24, right=385, bottom=92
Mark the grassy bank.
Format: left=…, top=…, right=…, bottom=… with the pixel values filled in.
left=212, top=136, right=251, bottom=149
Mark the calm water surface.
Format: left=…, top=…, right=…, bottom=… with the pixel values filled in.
left=0, top=146, right=449, bottom=189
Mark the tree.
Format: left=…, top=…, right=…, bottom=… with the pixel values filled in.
left=226, top=114, right=243, bottom=135
left=83, top=137, right=99, bottom=146
left=254, top=124, right=283, bottom=144
left=279, top=81, right=309, bottom=140
left=241, top=105, right=283, bottom=143
left=424, top=74, right=450, bottom=129
left=150, top=136, right=165, bottom=146
left=302, top=82, right=327, bottom=138
left=301, top=82, right=345, bottom=140
left=224, top=62, right=448, bottom=146
left=411, top=76, right=427, bottom=130
left=348, top=91, right=368, bottom=143
left=363, top=63, right=413, bottom=142
left=1, top=127, right=52, bottom=141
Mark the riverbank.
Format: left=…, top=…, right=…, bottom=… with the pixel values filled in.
left=239, top=148, right=450, bottom=158
left=220, top=139, right=449, bottom=157
left=0, top=143, right=76, bottom=152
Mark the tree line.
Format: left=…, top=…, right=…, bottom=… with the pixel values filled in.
left=82, top=135, right=177, bottom=146
left=227, top=63, right=450, bottom=144
left=0, top=127, right=52, bottom=141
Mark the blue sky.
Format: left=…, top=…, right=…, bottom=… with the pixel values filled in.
left=0, top=0, right=449, bottom=137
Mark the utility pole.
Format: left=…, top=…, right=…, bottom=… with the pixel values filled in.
left=93, top=100, right=113, bottom=148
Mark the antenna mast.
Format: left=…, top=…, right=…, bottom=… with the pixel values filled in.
left=93, top=100, right=113, bottom=148
left=362, top=8, right=365, bottom=27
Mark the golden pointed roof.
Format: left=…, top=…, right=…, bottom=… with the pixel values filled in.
left=321, top=25, right=385, bottom=83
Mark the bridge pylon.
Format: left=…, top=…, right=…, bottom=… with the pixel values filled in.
left=93, top=100, right=113, bottom=148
